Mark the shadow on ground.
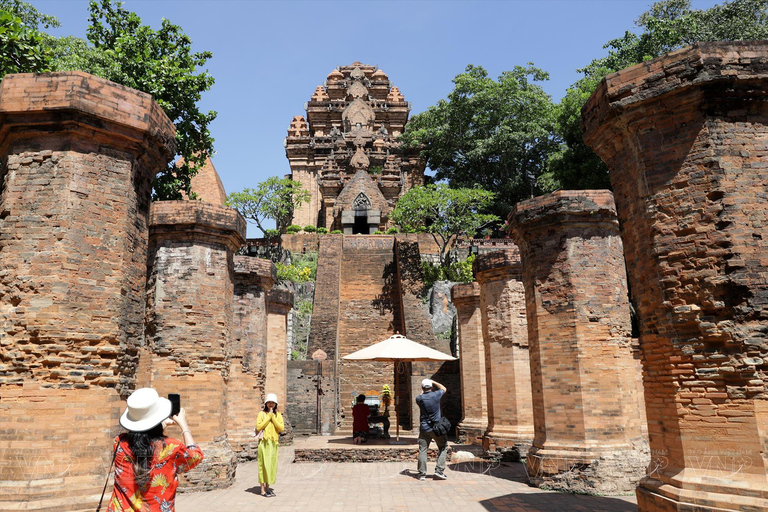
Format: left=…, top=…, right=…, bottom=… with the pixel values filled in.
left=480, top=492, right=638, bottom=512
left=448, top=460, right=530, bottom=484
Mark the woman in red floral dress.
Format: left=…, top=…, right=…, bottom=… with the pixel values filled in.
left=107, top=388, right=204, bottom=512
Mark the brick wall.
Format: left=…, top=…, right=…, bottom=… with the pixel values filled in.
left=337, top=236, right=399, bottom=432
left=144, top=200, right=245, bottom=491
left=0, top=72, right=174, bottom=511
left=228, top=256, right=275, bottom=459
left=509, top=190, right=649, bottom=494
left=583, top=42, right=768, bottom=510
left=452, top=283, right=488, bottom=445
left=474, top=249, right=534, bottom=457
left=266, top=288, right=293, bottom=411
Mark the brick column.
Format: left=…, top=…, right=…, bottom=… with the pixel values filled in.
left=509, top=190, right=649, bottom=494
left=144, top=201, right=245, bottom=491
left=582, top=42, right=768, bottom=510
left=474, top=249, right=534, bottom=458
left=266, top=287, right=293, bottom=435
left=452, top=283, right=488, bottom=445
left=0, top=72, right=174, bottom=510
left=228, top=256, right=275, bottom=459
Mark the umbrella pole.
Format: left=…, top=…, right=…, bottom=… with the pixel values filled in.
left=395, top=360, right=400, bottom=442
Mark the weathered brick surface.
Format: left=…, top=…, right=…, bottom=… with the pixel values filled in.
left=582, top=42, right=768, bottom=510
left=0, top=72, right=174, bottom=511
left=227, top=256, right=275, bottom=459
left=144, top=200, right=245, bottom=491
left=452, top=283, right=488, bottom=445
left=474, top=249, right=534, bottom=458
left=509, top=190, right=649, bottom=494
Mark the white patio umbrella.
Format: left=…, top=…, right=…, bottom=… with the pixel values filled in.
left=342, top=333, right=457, bottom=443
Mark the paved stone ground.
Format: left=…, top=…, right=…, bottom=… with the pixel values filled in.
left=177, top=447, right=638, bottom=512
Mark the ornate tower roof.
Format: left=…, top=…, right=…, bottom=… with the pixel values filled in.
left=285, top=63, right=425, bottom=232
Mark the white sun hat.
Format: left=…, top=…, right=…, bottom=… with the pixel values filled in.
left=120, top=388, right=172, bottom=432
left=265, top=393, right=279, bottom=405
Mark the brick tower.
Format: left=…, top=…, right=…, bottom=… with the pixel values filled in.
left=285, top=63, right=425, bottom=232
left=583, top=41, right=768, bottom=511
left=0, top=72, right=175, bottom=511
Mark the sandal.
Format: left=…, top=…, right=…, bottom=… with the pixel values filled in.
left=265, top=490, right=276, bottom=497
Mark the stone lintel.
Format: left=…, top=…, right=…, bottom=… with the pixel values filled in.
left=150, top=200, right=246, bottom=252
left=508, top=190, right=618, bottom=236
left=451, top=282, right=480, bottom=304
left=234, top=255, right=277, bottom=288
left=0, top=71, right=176, bottom=160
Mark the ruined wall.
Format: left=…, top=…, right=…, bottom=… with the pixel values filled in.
left=228, top=256, right=275, bottom=460
left=510, top=190, right=648, bottom=494
left=286, top=360, right=336, bottom=434
left=582, top=42, right=768, bottom=511
left=143, top=201, right=245, bottom=491
left=0, top=72, right=175, bottom=511
left=453, top=283, right=487, bottom=445
left=474, top=249, right=534, bottom=458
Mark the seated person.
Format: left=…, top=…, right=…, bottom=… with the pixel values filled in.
left=352, top=394, right=371, bottom=444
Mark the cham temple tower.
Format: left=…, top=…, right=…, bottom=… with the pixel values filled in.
left=285, top=62, right=425, bottom=232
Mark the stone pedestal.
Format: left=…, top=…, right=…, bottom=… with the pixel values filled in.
left=510, top=191, right=649, bottom=494
left=582, top=42, right=768, bottom=510
left=452, top=283, right=488, bottom=445
left=0, top=72, right=175, bottom=511
left=228, top=256, right=276, bottom=460
left=144, top=201, right=245, bottom=491
left=267, top=287, right=294, bottom=442
left=474, top=249, right=534, bottom=458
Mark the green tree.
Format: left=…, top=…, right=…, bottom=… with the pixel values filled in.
left=82, top=0, right=217, bottom=200
left=226, top=177, right=311, bottom=237
left=546, top=0, right=768, bottom=190
left=0, top=7, right=51, bottom=77
left=390, top=184, right=498, bottom=268
left=400, top=64, right=558, bottom=219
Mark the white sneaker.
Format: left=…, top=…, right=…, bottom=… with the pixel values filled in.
left=434, top=472, right=447, bottom=480
left=419, top=475, right=426, bottom=481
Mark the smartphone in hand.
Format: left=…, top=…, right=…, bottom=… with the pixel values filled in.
left=168, top=393, right=181, bottom=417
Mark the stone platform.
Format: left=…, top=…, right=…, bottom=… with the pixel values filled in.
left=292, top=435, right=474, bottom=463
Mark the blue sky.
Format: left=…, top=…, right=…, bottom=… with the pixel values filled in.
left=35, top=0, right=719, bottom=233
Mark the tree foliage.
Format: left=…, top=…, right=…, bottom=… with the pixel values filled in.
left=400, top=65, right=558, bottom=218
left=0, top=0, right=217, bottom=201
left=84, top=0, right=217, bottom=200
left=0, top=5, right=51, bottom=77
left=546, top=0, right=768, bottom=190
left=226, top=177, right=311, bottom=237
left=390, top=185, right=498, bottom=267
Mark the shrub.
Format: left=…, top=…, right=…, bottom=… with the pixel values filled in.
left=331, top=230, right=342, bottom=234
left=386, top=227, right=399, bottom=234
left=317, top=227, right=328, bottom=234
left=285, top=224, right=302, bottom=234
left=303, top=225, right=317, bottom=233
left=265, top=228, right=279, bottom=238
left=373, top=230, right=383, bottom=235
